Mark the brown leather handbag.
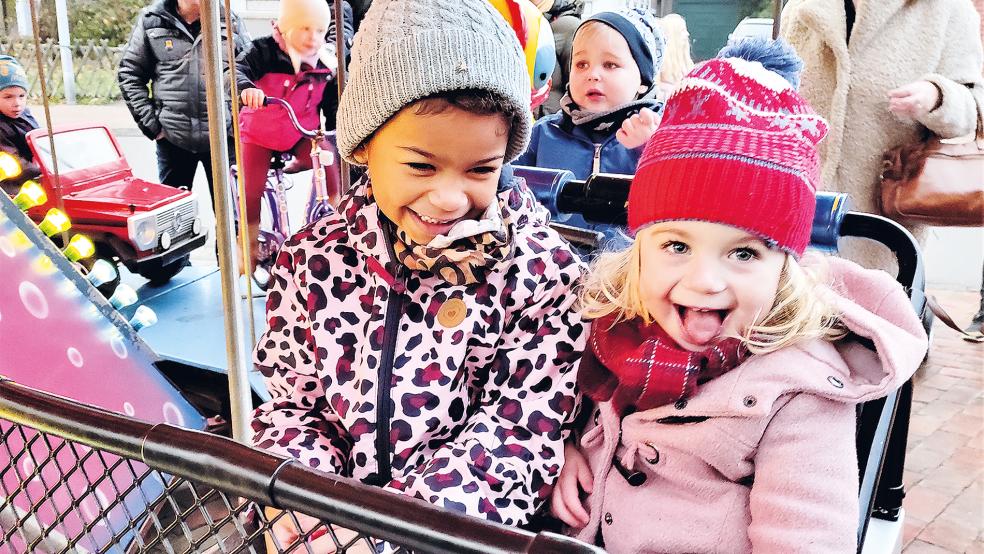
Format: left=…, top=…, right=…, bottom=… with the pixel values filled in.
left=879, top=112, right=984, bottom=227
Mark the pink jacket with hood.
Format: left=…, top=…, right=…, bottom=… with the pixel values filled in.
left=573, top=256, right=927, bottom=553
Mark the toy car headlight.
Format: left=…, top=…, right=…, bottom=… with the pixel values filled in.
left=128, top=214, right=158, bottom=251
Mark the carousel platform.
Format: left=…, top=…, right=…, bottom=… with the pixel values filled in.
left=119, top=265, right=272, bottom=401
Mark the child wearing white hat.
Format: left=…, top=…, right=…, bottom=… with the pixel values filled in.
left=234, top=0, right=336, bottom=269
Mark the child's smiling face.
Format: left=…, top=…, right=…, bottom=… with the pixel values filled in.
left=637, top=221, right=787, bottom=351
left=569, top=22, right=644, bottom=112
left=0, top=87, right=27, bottom=119
left=354, top=101, right=509, bottom=244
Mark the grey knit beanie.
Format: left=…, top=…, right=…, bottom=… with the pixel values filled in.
left=336, top=0, right=532, bottom=164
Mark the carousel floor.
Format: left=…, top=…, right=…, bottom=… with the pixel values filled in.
left=119, top=265, right=271, bottom=400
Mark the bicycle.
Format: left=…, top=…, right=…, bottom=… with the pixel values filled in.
left=230, top=96, right=342, bottom=288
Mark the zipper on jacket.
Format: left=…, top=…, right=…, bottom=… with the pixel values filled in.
left=370, top=222, right=406, bottom=486
left=592, top=143, right=602, bottom=174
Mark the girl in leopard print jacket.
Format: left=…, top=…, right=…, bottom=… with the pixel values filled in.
left=250, top=0, right=587, bottom=528
left=251, top=167, right=586, bottom=526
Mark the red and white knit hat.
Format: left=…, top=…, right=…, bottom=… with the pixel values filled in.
left=627, top=39, right=828, bottom=256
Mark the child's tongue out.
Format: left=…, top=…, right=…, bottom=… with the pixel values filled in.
left=679, top=306, right=725, bottom=345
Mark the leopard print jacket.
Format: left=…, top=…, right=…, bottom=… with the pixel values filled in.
left=251, top=175, right=587, bottom=526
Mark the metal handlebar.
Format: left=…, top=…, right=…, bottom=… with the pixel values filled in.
left=262, top=97, right=319, bottom=139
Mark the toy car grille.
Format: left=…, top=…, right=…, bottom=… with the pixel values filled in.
left=155, top=199, right=196, bottom=241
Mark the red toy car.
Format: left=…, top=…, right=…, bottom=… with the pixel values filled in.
left=24, top=125, right=207, bottom=286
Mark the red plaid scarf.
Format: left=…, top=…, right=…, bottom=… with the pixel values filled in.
left=578, top=313, right=748, bottom=415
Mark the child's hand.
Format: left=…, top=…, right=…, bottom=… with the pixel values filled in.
left=241, top=87, right=266, bottom=109
left=264, top=507, right=371, bottom=553
left=616, top=107, right=660, bottom=150
left=888, top=80, right=940, bottom=119
left=550, top=442, right=593, bottom=528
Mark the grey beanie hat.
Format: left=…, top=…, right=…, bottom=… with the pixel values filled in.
left=336, top=0, right=533, bottom=164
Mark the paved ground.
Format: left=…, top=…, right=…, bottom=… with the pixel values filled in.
left=27, top=102, right=984, bottom=552
left=902, top=290, right=983, bottom=554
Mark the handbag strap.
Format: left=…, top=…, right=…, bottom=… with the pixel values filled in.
left=975, top=95, right=984, bottom=142
left=926, top=295, right=984, bottom=342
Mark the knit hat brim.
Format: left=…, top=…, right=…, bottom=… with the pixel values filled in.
left=630, top=154, right=816, bottom=256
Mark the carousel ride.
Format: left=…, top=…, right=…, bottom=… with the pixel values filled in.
left=0, top=0, right=930, bottom=551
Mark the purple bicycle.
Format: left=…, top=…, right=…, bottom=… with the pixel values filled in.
left=230, top=97, right=342, bottom=288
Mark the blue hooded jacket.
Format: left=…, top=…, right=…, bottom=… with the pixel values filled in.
left=514, top=112, right=644, bottom=179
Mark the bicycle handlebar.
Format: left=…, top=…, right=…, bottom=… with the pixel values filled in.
left=262, top=97, right=319, bottom=139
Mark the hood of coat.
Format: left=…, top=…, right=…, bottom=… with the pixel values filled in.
left=335, top=165, right=553, bottom=268
left=545, top=0, right=581, bottom=19
left=810, top=254, right=928, bottom=400
left=623, top=253, right=927, bottom=425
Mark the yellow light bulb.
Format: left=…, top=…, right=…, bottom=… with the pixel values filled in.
left=0, top=152, right=21, bottom=181
left=63, top=234, right=95, bottom=262
left=12, top=181, right=47, bottom=211
left=38, top=208, right=71, bottom=236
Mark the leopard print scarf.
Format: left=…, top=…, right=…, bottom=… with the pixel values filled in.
left=390, top=198, right=515, bottom=286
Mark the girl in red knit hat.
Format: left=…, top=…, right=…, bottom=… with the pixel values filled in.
left=550, top=39, right=929, bottom=552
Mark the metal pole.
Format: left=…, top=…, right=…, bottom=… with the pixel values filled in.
left=222, top=0, right=257, bottom=346
left=54, top=0, right=75, bottom=104
left=200, top=0, right=252, bottom=443
left=27, top=0, right=70, bottom=247
left=333, top=0, right=350, bottom=194
left=15, top=0, right=30, bottom=40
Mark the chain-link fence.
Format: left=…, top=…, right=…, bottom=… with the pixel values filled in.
left=0, top=378, right=603, bottom=554
left=0, top=38, right=124, bottom=103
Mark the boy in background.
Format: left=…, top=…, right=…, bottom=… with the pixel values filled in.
left=0, top=55, right=40, bottom=192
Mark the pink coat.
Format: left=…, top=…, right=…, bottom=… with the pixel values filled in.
left=573, top=256, right=927, bottom=553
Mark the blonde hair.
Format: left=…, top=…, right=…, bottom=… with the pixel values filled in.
left=657, top=14, right=695, bottom=88
left=579, top=237, right=845, bottom=355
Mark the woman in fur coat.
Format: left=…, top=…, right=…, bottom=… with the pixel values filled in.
left=781, top=0, right=984, bottom=271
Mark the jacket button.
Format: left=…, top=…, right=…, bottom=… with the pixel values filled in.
left=645, top=449, right=660, bottom=465
left=674, top=399, right=687, bottom=410
left=827, top=375, right=845, bottom=388
left=743, top=395, right=757, bottom=407
left=604, top=512, right=613, bottom=525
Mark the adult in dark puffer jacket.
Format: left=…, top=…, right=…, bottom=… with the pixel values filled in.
left=118, top=0, right=250, bottom=194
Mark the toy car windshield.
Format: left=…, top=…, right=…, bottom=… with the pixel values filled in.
left=32, top=127, right=122, bottom=173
